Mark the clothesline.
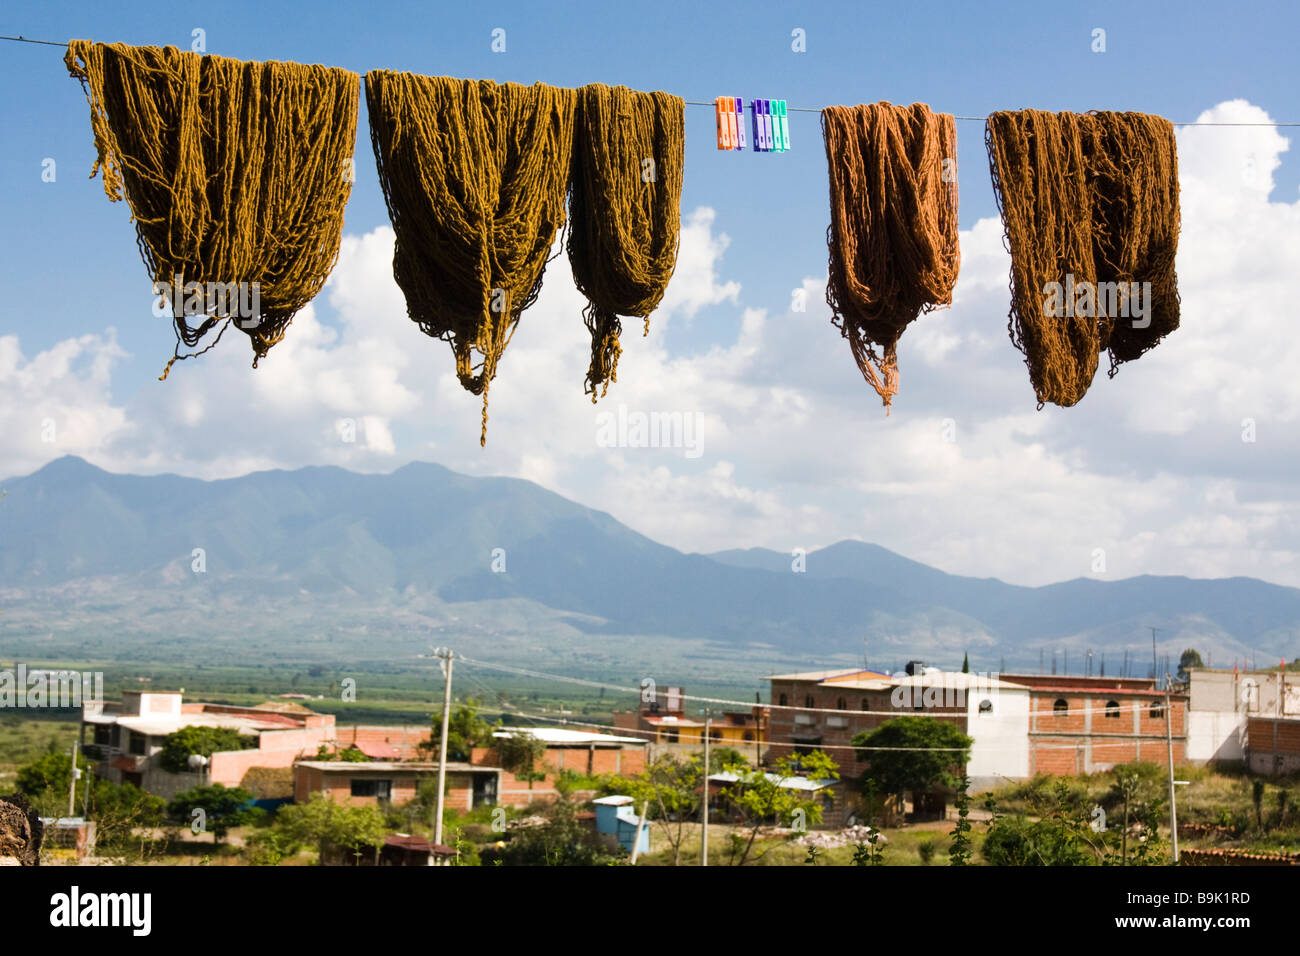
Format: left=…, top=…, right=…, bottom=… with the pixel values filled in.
left=4, top=34, right=1298, bottom=127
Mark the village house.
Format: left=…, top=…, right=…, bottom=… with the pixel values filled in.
left=294, top=726, right=648, bottom=809
left=81, top=690, right=336, bottom=799
left=470, top=726, right=647, bottom=805
left=1001, top=673, right=1188, bottom=775
left=1186, top=666, right=1298, bottom=766
left=765, top=665, right=1031, bottom=790
left=293, top=760, right=503, bottom=810
left=612, top=683, right=767, bottom=756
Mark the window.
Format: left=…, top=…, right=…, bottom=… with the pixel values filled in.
left=1105, top=700, right=1121, bottom=718
left=128, top=731, right=147, bottom=756
left=93, top=724, right=112, bottom=746
left=804, top=695, right=815, bottom=708
left=350, top=779, right=392, bottom=799
left=862, top=699, right=870, bottom=712
left=837, top=697, right=847, bottom=710
left=1150, top=702, right=1165, bottom=719
left=779, top=693, right=788, bottom=707
left=978, top=699, right=993, bottom=714
left=742, top=731, right=754, bottom=742
left=1053, top=699, right=1068, bottom=716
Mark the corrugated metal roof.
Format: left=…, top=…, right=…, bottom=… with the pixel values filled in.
left=494, top=726, right=645, bottom=746
left=707, top=772, right=838, bottom=792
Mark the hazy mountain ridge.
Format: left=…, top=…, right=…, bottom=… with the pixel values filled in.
left=2, top=456, right=1297, bottom=669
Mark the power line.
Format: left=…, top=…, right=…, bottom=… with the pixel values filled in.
left=492, top=700, right=1135, bottom=753
left=454, top=654, right=1177, bottom=720
left=5, top=35, right=1298, bottom=127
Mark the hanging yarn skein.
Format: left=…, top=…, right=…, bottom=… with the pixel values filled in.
left=1086, top=113, right=1181, bottom=375
left=986, top=110, right=1181, bottom=407
left=822, top=102, right=960, bottom=409
left=64, top=40, right=359, bottom=379
left=567, top=84, right=684, bottom=400
left=366, top=72, right=577, bottom=445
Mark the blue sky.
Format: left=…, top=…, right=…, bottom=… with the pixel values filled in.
left=2, top=0, right=1299, bottom=588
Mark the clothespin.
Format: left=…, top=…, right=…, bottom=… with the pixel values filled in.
left=734, top=97, right=746, bottom=150
left=775, top=100, right=789, bottom=151
left=750, top=99, right=764, bottom=152
left=715, top=96, right=735, bottom=150
left=762, top=99, right=774, bottom=151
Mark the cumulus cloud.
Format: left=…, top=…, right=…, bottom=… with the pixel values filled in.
left=7, top=100, right=1300, bottom=589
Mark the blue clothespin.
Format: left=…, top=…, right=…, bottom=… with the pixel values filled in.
left=751, top=99, right=763, bottom=152
left=735, top=97, right=746, bottom=150
left=763, top=99, right=774, bottom=151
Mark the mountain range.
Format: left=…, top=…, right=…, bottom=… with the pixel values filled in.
left=1, top=455, right=1296, bottom=674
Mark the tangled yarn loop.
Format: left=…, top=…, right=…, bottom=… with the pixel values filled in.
left=567, top=84, right=684, bottom=400
left=64, top=40, right=358, bottom=379
left=986, top=110, right=1180, bottom=406
left=822, top=102, right=960, bottom=409
left=367, top=72, right=577, bottom=445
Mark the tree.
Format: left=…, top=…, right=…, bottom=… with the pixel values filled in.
left=167, top=784, right=255, bottom=845
left=15, top=751, right=165, bottom=857
left=1177, top=649, right=1204, bottom=683
left=853, top=716, right=973, bottom=809
left=158, top=725, right=255, bottom=774
left=494, top=732, right=548, bottom=791
left=422, top=698, right=496, bottom=762
left=277, top=792, right=387, bottom=864
left=961, top=652, right=970, bottom=674
left=708, top=747, right=747, bottom=773
left=620, top=753, right=708, bottom=866
left=491, top=794, right=623, bottom=866
left=16, top=750, right=93, bottom=796
left=312, top=744, right=370, bottom=762
left=949, top=774, right=973, bottom=865
left=983, top=770, right=1165, bottom=867
left=716, top=750, right=839, bottom=866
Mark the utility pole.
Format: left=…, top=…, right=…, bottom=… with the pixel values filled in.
left=701, top=710, right=711, bottom=866
left=1149, top=627, right=1161, bottom=683
left=433, top=647, right=454, bottom=847
left=67, top=740, right=79, bottom=817
left=82, top=751, right=93, bottom=816
left=1164, top=676, right=1179, bottom=864
left=630, top=801, right=649, bottom=865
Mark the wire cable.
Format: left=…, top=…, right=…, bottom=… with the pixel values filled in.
left=5, top=35, right=1298, bottom=127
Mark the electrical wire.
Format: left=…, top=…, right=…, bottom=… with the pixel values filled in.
left=453, top=653, right=1178, bottom=720
left=5, top=35, right=1298, bottom=127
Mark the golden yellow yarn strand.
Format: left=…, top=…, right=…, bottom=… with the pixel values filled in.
left=366, top=72, right=577, bottom=445
left=64, top=40, right=359, bottom=378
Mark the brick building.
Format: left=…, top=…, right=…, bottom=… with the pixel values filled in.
left=81, top=691, right=336, bottom=799
left=765, top=667, right=1031, bottom=789
left=470, top=726, right=647, bottom=805
left=1001, top=674, right=1188, bottom=775
left=294, top=726, right=647, bottom=810
left=1246, top=716, right=1300, bottom=775
left=293, top=761, right=501, bottom=811
left=333, top=724, right=430, bottom=761
left=1188, top=667, right=1298, bottom=766
left=613, top=684, right=766, bottom=750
